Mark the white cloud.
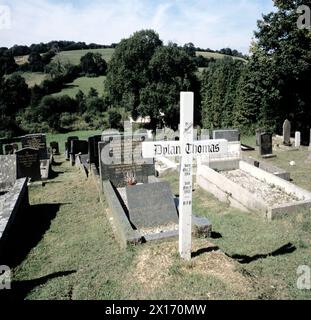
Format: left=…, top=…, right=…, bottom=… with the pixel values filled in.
left=0, top=0, right=275, bottom=53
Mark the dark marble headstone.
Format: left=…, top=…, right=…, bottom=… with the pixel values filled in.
left=126, top=182, right=178, bottom=229
left=213, top=129, right=240, bottom=142
left=21, top=134, right=48, bottom=160
left=88, top=135, right=101, bottom=168
left=16, top=148, right=41, bottom=180
left=71, top=140, right=88, bottom=155
left=50, top=142, right=60, bottom=155
left=259, top=133, right=273, bottom=156
left=99, top=133, right=155, bottom=187
left=65, top=136, right=79, bottom=160
left=0, top=142, right=3, bottom=155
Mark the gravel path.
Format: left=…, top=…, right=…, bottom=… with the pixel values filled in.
left=221, top=169, right=301, bottom=206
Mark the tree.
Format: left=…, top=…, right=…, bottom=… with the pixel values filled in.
left=106, top=29, right=163, bottom=117
left=106, top=30, right=199, bottom=130
left=246, top=0, right=311, bottom=136
left=80, top=52, right=107, bottom=76
left=0, top=50, right=18, bottom=76
left=138, top=43, right=199, bottom=130
left=28, top=52, right=44, bottom=72
left=108, top=109, right=122, bottom=129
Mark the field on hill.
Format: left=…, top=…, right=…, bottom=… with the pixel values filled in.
left=196, top=51, right=247, bottom=62
left=3, top=132, right=311, bottom=300
left=52, top=76, right=106, bottom=98
left=53, top=48, right=115, bottom=65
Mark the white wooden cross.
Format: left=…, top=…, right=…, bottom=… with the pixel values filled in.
left=142, top=92, right=228, bottom=260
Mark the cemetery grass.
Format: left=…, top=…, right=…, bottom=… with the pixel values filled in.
left=8, top=136, right=311, bottom=300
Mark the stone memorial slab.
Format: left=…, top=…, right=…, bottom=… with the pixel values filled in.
left=99, top=134, right=155, bottom=187
left=21, top=134, right=48, bottom=160
left=0, top=155, right=16, bottom=191
left=65, top=136, right=79, bottom=160
left=126, top=182, right=178, bottom=229
left=50, top=142, right=60, bottom=155
left=71, top=140, right=88, bottom=155
left=295, top=131, right=301, bottom=148
left=213, top=129, right=240, bottom=142
left=283, top=119, right=291, bottom=146
left=0, top=142, right=3, bottom=155
left=16, top=148, right=41, bottom=180
left=259, top=133, right=275, bottom=158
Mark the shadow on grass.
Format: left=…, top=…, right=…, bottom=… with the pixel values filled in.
left=0, top=270, right=76, bottom=300
left=192, top=246, right=219, bottom=258
left=0, top=203, right=63, bottom=268
left=227, top=242, right=297, bottom=264
left=49, top=169, right=64, bottom=179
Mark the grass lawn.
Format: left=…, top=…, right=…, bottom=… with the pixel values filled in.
left=21, top=72, right=51, bottom=88
left=196, top=51, right=247, bottom=63
left=52, top=76, right=106, bottom=98
left=2, top=133, right=311, bottom=300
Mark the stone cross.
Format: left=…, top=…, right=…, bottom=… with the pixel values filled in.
left=283, top=119, right=291, bottom=146
left=142, top=92, right=228, bottom=260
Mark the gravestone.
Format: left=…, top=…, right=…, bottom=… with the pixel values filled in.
left=50, top=142, right=60, bottom=155
left=71, top=140, right=88, bottom=155
left=309, top=129, right=311, bottom=151
left=0, top=142, right=3, bottom=155
left=21, top=134, right=48, bottom=160
left=256, top=129, right=262, bottom=146
left=213, top=129, right=240, bottom=142
left=126, top=182, right=178, bottom=229
left=295, top=132, right=301, bottom=148
left=0, top=155, right=16, bottom=191
left=16, top=148, right=41, bottom=180
left=142, top=92, right=227, bottom=260
left=88, top=135, right=101, bottom=168
left=283, top=119, right=291, bottom=146
left=65, top=136, right=79, bottom=160
left=259, top=133, right=275, bottom=158
left=99, top=133, right=155, bottom=188
left=4, top=145, right=13, bottom=155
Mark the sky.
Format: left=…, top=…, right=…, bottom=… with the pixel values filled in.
left=0, top=0, right=276, bottom=54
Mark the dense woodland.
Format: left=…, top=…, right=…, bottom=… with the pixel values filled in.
left=0, top=0, right=310, bottom=142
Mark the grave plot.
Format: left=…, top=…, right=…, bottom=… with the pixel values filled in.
left=97, top=131, right=211, bottom=249
left=197, top=160, right=311, bottom=220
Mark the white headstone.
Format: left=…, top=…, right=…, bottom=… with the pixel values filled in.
left=142, top=92, right=228, bottom=260
left=295, top=131, right=301, bottom=148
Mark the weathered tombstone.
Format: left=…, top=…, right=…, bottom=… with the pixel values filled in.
left=21, top=134, right=48, bottom=160
left=126, top=182, right=178, bottom=229
left=259, top=133, right=275, bottom=158
left=0, top=155, right=16, bottom=191
left=256, top=129, right=262, bottom=146
left=50, top=142, right=60, bottom=155
left=213, top=129, right=240, bottom=142
left=16, top=148, right=41, bottom=181
left=4, top=144, right=13, bottom=155
left=99, top=133, right=155, bottom=188
left=295, top=131, right=301, bottom=148
left=283, top=119, right=291, bottom=146
left=88, top=135, right=101, bottom=168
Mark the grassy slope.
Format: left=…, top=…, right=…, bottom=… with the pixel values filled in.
left=52, top=76, right=106, bottom=98
left=4, top=133, right=311, bottom=300
left=53, top=48, right=115, bottom=65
